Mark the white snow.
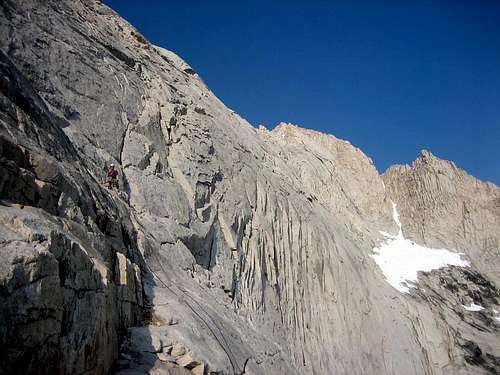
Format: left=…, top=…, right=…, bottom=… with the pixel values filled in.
left=371, top=202, right=470, bottom=293
left=462, top=303, right=484, bottom=312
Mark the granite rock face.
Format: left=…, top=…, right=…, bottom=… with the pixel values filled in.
left=383, top=150, right=500, bottom=286
left=0, top=1, right=499, bottom=374
left=0, top=48, right=145, bottom=374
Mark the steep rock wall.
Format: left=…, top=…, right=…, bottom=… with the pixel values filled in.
left=0, top=49, right=145, bottom=374
left=383, top=150, right=500, bottom=286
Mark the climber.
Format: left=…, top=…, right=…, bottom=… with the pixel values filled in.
left=107, top=163, right=119, bottom=191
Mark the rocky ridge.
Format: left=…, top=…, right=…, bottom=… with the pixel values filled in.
left=0, top=1, right=499, bottom=374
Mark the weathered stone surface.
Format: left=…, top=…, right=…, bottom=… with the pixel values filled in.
left=383, top=150, right=500, bottom=286
left=190, top=363, right=205, bottom=375
left=171, top=344, right=187, bottom=358
left=176, top=353, right=199, bottom=368
left=0, top=30, right=146, bottom=373
left=0, top=204, right=118, bottom=374
left=0, top=1, right=499, bottom=375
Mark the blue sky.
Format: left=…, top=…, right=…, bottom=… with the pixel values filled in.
left=104, top=0, right=500, bottom=185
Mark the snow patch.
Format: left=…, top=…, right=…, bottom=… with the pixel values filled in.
left=371, top=202, right=469, bottom=293
left=462, top=303, right=484, bottom=312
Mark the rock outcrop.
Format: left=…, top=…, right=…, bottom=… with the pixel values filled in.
left=0, top=49, right=145, bottom=374
left=0, top=1, right=499, bottom=374
left=384, top=150, right=500, bottom=287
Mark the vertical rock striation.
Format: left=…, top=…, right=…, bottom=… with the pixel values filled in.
left=383, top=150, right=500, bottom=286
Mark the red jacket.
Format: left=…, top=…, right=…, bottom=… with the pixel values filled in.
left=108, top=169, right=118, bottom=178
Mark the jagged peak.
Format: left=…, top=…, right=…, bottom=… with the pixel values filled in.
left=382, top=150, right=449, bottom=180
left=419, top=149, right=436, bottom=159
left=415, top=149, right=451, bottom=165
left=385, top=149, right=454, bottom=174
left=385, top=149, right=499, bottom=190
left=272, top=122, right=302, bottom=133
left=413, top=149, right=458, bottom=171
